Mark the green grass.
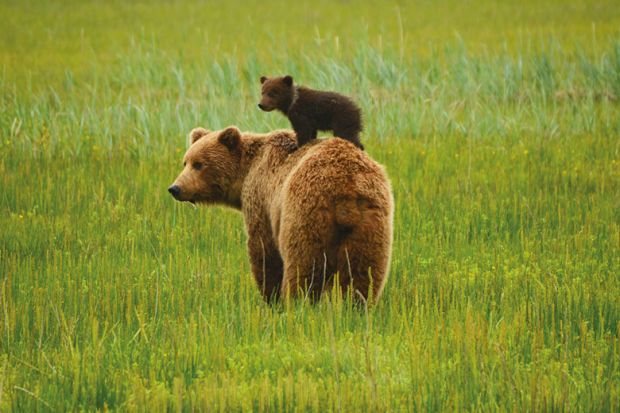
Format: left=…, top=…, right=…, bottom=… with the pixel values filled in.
left=1, top=0, right=619, bottom=411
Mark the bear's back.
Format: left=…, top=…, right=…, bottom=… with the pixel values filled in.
left=244, top=132, right=391, bottom=218
left=278, top=137, right=391, bottom=213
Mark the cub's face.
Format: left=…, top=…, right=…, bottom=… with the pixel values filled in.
left=258, top=75, right=294, bottom=112
left=168, top=127, right=242, bottom=205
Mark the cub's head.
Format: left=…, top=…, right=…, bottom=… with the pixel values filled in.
left=258, top=75, right=294, bottom=112
left=168, top=126, right=243, bottom=207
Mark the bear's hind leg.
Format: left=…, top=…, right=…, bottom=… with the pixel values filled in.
left=248, top=236, right=284, bottom=303
left=333, top=125, right=364, bottom=150
left=333, top=209, right=391, bottom=304
left=278, top=210, right=336, bottom=302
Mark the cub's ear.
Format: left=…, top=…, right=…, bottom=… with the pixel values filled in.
left=260, top=76, right=267, bottom=84
left=283, top=75, right=293, bottom=86
left=189, top=127, right=210, bottom=144
left=218, top=126, right=241, bottom=151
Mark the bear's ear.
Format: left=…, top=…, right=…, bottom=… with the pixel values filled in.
left=218, top=126, right=241, bottom=151
left=260, top=76, right=267, bottom=84
left=283, top=75, right=293, bottom=86
left=189, top=127, right=210, bottom=145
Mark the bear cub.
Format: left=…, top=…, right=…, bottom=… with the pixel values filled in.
left=258, top=75, right=364, bottom=150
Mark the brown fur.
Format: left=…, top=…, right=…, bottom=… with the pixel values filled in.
left=169, top=127, right=393, bottom=304
left=258, top=75, right=364, bottom=150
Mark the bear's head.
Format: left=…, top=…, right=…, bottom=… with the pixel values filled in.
left=258, top=75, right=295, bottom=113
left=168, top=126, right=243, bottom=207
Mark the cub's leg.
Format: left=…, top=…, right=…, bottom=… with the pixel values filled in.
left=289, top=114, right=317, bottom=147
left=333, top=124, right=364, bottom=150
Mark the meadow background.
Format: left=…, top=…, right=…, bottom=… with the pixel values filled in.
left=1, top=0, right=619, bottom=410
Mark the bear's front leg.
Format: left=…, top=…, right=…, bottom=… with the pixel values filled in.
left=289, top=115, right=315, bottom=147
left=247, top=235, right=284, bottom=303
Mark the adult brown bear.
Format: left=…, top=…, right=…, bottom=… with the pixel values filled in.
left=168, top=127, right=393, bottom=304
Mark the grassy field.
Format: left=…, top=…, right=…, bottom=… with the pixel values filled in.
left=1, top=0, right=620, bottom=411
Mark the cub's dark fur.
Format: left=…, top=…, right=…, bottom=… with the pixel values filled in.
left=258, top=75, right=364, bottom=150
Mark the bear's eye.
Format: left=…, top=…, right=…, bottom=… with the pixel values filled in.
left=193, top=162, right=203, bottom=171
left=183, top=161, right=186, bottom=167
left=267, top=91, right=276, bottom=98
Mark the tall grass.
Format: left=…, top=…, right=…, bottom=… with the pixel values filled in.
left=1, top=0, right=619, bottom=411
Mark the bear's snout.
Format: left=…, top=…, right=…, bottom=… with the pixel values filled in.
left=258, top=102, right=274, bottom=112
left=168, top=184, right=181, bottom=199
